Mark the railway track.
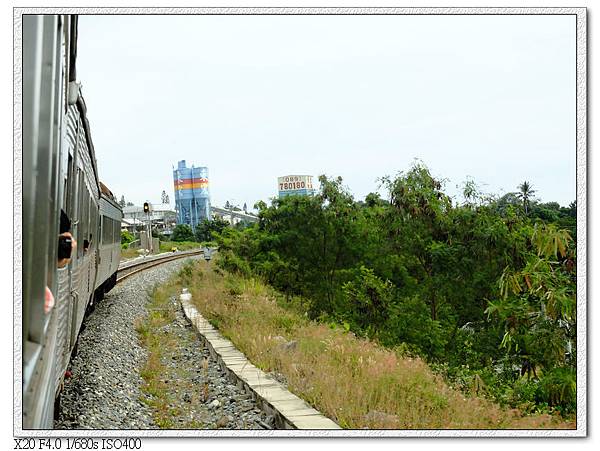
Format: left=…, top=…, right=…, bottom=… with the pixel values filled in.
left=116, top=249, right=204, bottom=283
left=58, top=248, right=339, bottom=430
left=56, top=252, right=279, bottom=430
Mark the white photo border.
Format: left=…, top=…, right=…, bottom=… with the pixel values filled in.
left=13, top=6, right=587, bottom=438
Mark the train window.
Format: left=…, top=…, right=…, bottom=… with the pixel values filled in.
left=83, top=190, right=90, bottom=254
left=109, top=218, right=114, bottom=244
left=107, top=217, right=112, bottom=244
left=102, top=215, right=111, bottom=244
left=88, top=196, right=93, bottom=244
left=84, top=197, right=92, bottom=252
left=64, top=154, right=72, bottom=212
left=114, top=218, right=119, bottom=243
left=78, top=186, right=87, bottom=259
left=76, top=170, right=84, bottom=257
left=100, top=216, right=105, bottom=244
left=90, top=202, right=97, bottom=251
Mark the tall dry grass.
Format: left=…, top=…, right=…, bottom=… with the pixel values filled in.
left=177, top=260, right=574, bottom=430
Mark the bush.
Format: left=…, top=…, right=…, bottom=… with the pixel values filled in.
left=216, top=251, right=252, bottom=278
left=538, top=367, right=576, bottom=412
left=171, top=224, right=195, bottom=242
left=121, top=230, right=134, bottom=245
left=341, top=266, right=394, bottom=335
left=194, top=218, right=230, bottom=242
left=380, top=295, right=448, bottom=359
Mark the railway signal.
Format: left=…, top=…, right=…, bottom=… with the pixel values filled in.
left=143, top=202, right=152, bottom=253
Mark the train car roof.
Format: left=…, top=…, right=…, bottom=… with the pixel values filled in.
left=75, top=93, right=101, bottom=194
left=99, top=181, right=115, bottom=199
left=99, top=181, right=122, bottom=210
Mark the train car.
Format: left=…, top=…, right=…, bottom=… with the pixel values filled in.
left=96, top=182, right=122, bottom=296
left=21, top=14, right=122, bottom=429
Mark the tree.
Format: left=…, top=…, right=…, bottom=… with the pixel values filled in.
left=243, top=202, right=248, bottom=213
left=364, top=192, right=386, bottom=208
left=119, top=195, right=126, bottom=208
left=517, top=181, right=536, bottom=215
left=171, top=224, right=194, bottom=242
left=380, top=163, right=452, bottom=321
left=568, top=200, right=576, bottom=218
left=212, top=162, right=577, bottom=414
left=485, top=223, right=576, bottom=409
left=161, top=190, right=170, bottom=204
left=194, top=218, right=229, bottom=242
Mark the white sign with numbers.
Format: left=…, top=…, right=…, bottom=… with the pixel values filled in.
left=277, top=175, right=314, bottom=192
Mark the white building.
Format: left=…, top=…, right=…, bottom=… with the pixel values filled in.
left=122, top=204, right=176, bottom=230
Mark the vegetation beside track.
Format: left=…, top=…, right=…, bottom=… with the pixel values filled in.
left=135, top=282, right=206, bottom=429
left=120, top=241, right=203, bottom=261
left=158, top=240, right=204, bottom=252
left=160, top=258, right=574, bottom=429
left=213, top=162, right=577, bottom=418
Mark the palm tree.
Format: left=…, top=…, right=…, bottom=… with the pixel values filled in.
left=517, top=181, right=536, bottom=215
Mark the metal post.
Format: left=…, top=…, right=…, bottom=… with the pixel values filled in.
left=146, top=210, right=152, bottom=254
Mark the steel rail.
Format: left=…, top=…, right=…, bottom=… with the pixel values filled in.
left=116, top=249, right=203, bottom=283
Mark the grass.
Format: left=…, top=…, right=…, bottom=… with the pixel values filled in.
left=135, top=280, right=209, bottom=429
left=159, top=259, right=576, bottom=430
left=121, top=240, right=203, bottom=261
left=135, top=284, right=178, bottom=428
left=159, top=241, right=203, bottom=252
left=120, top=247, right=140, bottom=260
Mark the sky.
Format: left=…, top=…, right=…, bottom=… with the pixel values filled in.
left=76, top=13, right=576, bottom=210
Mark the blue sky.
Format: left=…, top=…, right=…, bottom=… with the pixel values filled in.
left=76, top=13, right=576, bottom=209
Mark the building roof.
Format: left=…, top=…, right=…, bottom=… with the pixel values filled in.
left=123, top=205, right=143, bottom=214
left=121, top=217, right=144, bottom=226
left=123, top=203, right=175, bottom=214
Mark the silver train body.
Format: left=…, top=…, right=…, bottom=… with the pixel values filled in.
left=22, top=14, right=122, bottom=429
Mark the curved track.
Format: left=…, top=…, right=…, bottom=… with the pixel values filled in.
left=116, top=249, right=204, bottom=283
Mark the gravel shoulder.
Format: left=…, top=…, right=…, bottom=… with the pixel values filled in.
left=55, top=257, right=272, bottom=430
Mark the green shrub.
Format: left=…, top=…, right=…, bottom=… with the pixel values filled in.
left=171, top=224, right=195, bottom=242
left=538, top=367, right=576, bottom=412
left=216, top=251, right=252, bottom=278
left=179, top=262, right=196, bottom=286
left=121, top=230, right=134, bottom=245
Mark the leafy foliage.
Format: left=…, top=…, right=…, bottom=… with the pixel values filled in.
left=212, top=162, right=577, bottom=415
left=171, top=224, right=194, bottom=242
left=121, top=230, right=134, bottom=246
left=194, top=218, right=230, bottom=242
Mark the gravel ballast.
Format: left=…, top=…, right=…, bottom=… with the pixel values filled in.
left=55, top=257, right=272, bottom=430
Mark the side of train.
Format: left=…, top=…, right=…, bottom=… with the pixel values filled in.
left=22, top=15, right=122, bottom=429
